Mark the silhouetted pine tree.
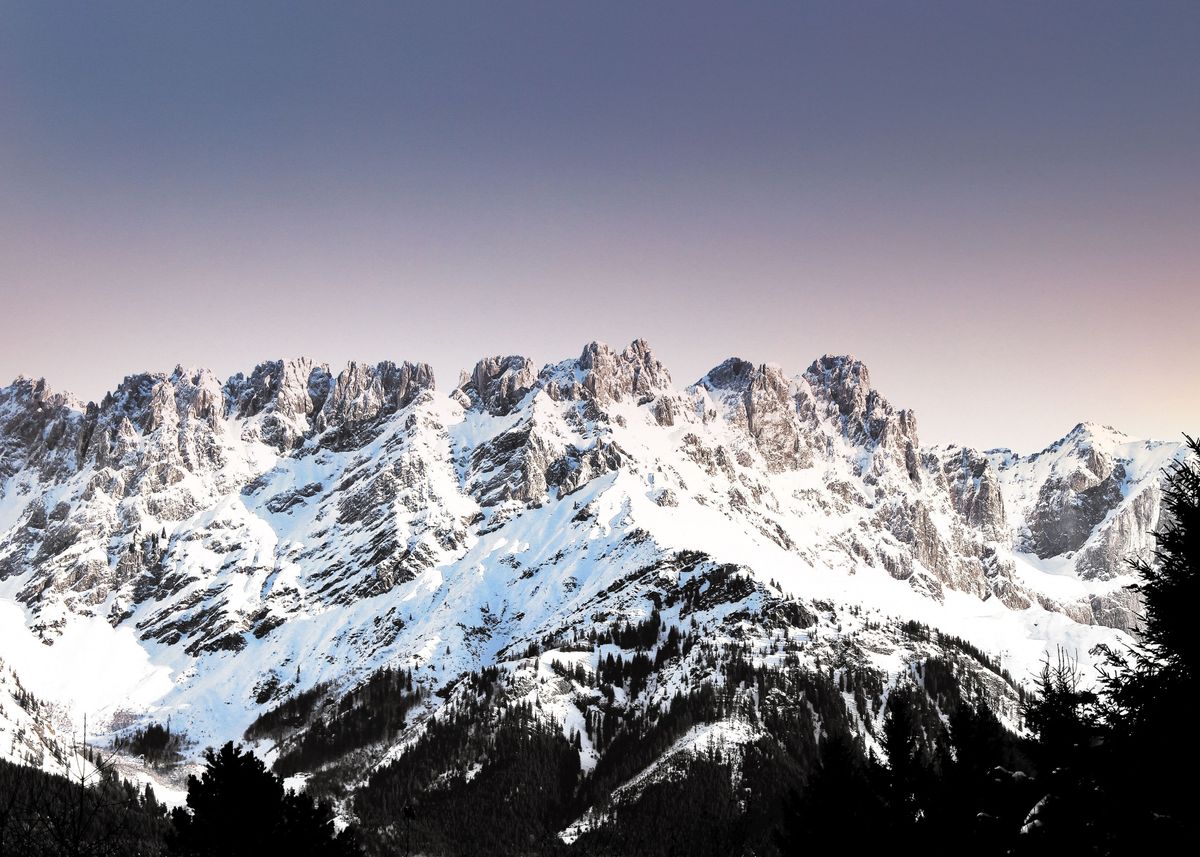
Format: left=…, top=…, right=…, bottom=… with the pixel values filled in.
left=168, top=741, right=359, bottom=857
left=1011, top=437, right=1200, bottom=853
left=1091, top=435, right=1200, bottom=849
left=1015, top=650, right=1106, bottom=854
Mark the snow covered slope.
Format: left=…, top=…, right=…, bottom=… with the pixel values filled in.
left=0, top=340, right=1185, bottom=786
left=0, top=655, right=92, bottom=778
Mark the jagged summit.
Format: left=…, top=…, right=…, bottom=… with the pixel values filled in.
left=533, top=338, right=673, bottom=405
left=454, top=355, right=536, bottom=416
left=697, top=356, right=757, bottom=390
left=1054, top=421, right=1133, bottom=451
left=5, top=343, right=899, bottom=436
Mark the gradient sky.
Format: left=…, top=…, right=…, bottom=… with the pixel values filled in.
left=1, top=1, right=1197, bottom=453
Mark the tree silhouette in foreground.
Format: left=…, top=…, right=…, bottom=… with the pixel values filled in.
left=1016, top=650, right=1104, bottom=854
left=169, top=742, right=360, bottom=857
left=1093, top=434, right=1200, bottom=848
left=1016, top=435, right=1200, bottom=853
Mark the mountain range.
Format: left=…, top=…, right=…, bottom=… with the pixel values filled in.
left=0, top=339, right=1183, bottom=843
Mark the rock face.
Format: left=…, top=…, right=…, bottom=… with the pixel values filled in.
left=318, top=360, right=434, bottom=430
left=0, top=346, right=1180, bottom=645
left=463, top=418, right=561, bottom=509
left=985, top=422, right=1180, bottom=627
left=455, top=356, right=537, bottom=416
left=0, top=378, right=83, bottom=484
left=939, top=446, right=1008, bottom=541
left=1025, top=427, right=1127, bottom=559
left=1075, top=482, right=1160, bottom=582
left=0, top=357, right=454, bottom=650
left=699, top=359, right=814, bottom=472
left=0, top=340, right=1185, bottom=757
left=542, top=339, right=672, bottom=405
left=226, top=358, right=329, bottom=450
left=804, top=355, right=922, bottom=483
left=224, top=359, right=435, bottom=451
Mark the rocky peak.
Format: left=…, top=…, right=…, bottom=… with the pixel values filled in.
left=166, top=366, right=226, bottom=430
left=0, top=378, right=82, bottom=479
left=1020, top=422, right=1134, bottom=559
left=567, top=339, right=672, bottom=404
left=1, top=376, right=80, bottom=414
left=700, top=358, right=795, bottom=404
left=316, top=360, right=435, bottom=432
left=804, top=355, right=872, bottom=425
left=1065, top=421, right=1128, bottom=443
left=64, top=367, right=237, bottom=478
left=96, top=372, right=171, bottom=434
left=456, top=355, right=536, bottom=416
left=225, top=358, right=330, bottom=421
left=224, top=358, right=436, bottom=450
left=804, top=355, right=919, bottom=459
left=698, top=359, right=814, bottom=471
left=700, top=357, right=756, bottom=391
left=222, top=358, right=331, bottom=451
left=71, top=373, right=167, bottom=466
left=1031, top=422, right=1129, bottom=466
left=1063, top=423, right=1132, bottom=481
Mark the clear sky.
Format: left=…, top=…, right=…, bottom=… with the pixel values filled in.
left=1, top=1, right=1196, bottom=453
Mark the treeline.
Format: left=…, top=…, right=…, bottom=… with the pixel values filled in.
left=243, top=682, right=330, bottom=742
left=1, top=739, right=364, bottom=856
left=568, top=651, right=1031, bottom=856
left=342, top=642, right=1022, bottom=857
left=573, top=749, right=743, bottom=857
left=355, top=703, right=579, bottom=856
left=898, top=619, right=1024, bottom=697
left=112, top=722, right=188, bottom=769
left=267, top=559, right=1028, bottom=855
left=0, top=755, right=169, bottom=856
left=340, top=620, right=1003, bottom=857
left=246, top=668, right=422, bottom=778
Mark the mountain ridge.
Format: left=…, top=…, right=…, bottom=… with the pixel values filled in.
left=0, top=337, right=1185, bottom=837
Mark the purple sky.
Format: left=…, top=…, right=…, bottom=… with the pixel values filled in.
left=1, top=1, right=1197, bottom=452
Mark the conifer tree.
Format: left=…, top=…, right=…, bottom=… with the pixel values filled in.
left=1092, top=435, right=1200, bottom=847
left=169, top=742, right=359, bottom=857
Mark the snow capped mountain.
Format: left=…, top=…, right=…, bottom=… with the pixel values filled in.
left=0, top=339, right=1185, bottom=830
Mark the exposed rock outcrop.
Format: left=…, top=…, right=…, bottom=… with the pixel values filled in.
left=456, top=356, right=537, bottom=416
left=699, top=359, right=814, bottom=472
left=542, top=339, right=672, bottom=405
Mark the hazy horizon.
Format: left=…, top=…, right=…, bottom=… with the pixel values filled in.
left=2, top=1, right=1197, bottom=452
